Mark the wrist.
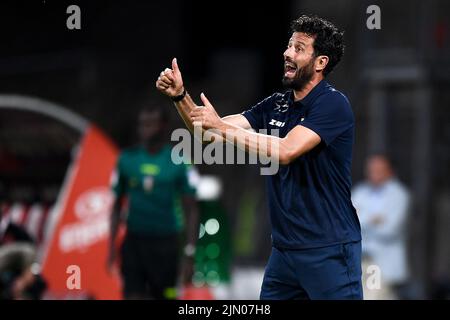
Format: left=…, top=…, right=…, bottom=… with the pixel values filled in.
left=172, top=87, right=186, bottom=102
left=216, top=119, right=227, bottom=132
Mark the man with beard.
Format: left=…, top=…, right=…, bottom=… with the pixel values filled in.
left=156, top=15, right=362, bottom=300
left=107, top=104, right=199, bottom=299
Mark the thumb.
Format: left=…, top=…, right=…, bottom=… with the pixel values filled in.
left=200, top=92, right=213, bottom=108
left=172, top=57, right=180, bottom=74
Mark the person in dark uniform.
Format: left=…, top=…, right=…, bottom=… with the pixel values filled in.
left=107, top=104, right=199, bottom=300
left=156, top=15, right=362, bottom=299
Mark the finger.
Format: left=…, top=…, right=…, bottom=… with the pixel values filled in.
left=190, top=113, right=201, bottom=121
left=163, top=68, right=175, bottom=81
left=158, top=74, right=171, bottom=83
left=157, top=82, right=169, bottom=90
left=200, top=93, right=213, bottom=108
left=190, top=108, right=200, bottom=115
left=160, top=75, right=173, bottom=85
left=193, top=105, right=205, bottom=112
left=156, top=78, right=169, bottom=87
left=190, top=109, right=202, bottom=118
left=172, top=57, right=180, bottom=74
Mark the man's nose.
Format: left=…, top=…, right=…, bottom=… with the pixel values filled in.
left=283, top=47, right=292, bottom=60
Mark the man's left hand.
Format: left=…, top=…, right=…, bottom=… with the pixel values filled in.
left=189, top=93, right=223, bottom=130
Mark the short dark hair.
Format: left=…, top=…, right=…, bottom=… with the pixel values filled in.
left=290, top=15, right=345, bottom=76
left=368, top=153, right=394, bottom=169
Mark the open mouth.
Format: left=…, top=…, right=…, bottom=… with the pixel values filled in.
left=284, top=61, right=297, bottom=77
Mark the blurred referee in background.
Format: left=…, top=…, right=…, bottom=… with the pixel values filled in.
left=107, top=103, right=199, bottom=300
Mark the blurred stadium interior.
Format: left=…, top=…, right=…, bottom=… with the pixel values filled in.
left=0, top=0, right=450, bottom=299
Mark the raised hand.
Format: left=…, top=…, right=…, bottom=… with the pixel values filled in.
left=155, top=58, right=184, bottom=98
left=189, top=93, right=223, bottom=130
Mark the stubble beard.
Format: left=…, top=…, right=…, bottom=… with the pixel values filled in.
left=282, top=59, right=315, bottom=91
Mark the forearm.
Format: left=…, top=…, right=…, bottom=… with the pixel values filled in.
left=215, top=121, right=289, bottom=164
left=173, top=93, right=197, bottom=133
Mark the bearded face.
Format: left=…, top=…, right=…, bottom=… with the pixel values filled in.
left=282, top=55, right=316, bottom=91
left=282, top=32, right=318, bottom=91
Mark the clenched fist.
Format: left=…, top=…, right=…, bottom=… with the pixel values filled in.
left=155, top=58, right=184, bottom=98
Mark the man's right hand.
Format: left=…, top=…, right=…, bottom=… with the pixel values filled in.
left=155, top=58, right=184, bottom=98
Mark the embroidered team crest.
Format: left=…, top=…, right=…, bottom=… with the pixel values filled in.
left=273, top=96, right=289, bottom=113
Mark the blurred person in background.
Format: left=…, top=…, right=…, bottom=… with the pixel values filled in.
left=352, top=154, right=411, bottom=299
left=0, top=217, right=47, bottom=300
left=107, top=103, right=199, bottom=300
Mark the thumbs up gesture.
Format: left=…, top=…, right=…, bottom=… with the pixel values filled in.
left=156, top=58, right=185, bottom=98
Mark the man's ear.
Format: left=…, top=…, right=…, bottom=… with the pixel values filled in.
left=315, top=55, right=329, bottom=73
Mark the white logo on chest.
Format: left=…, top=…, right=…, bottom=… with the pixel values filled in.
left=143, top=176, right=154, bottom=192
left=269, top=119, right=285, bottom=127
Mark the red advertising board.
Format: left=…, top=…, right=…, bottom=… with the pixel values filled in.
left=41, top=125, right=123, bottom=299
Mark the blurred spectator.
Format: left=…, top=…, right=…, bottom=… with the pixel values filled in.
left=352, top=155, right=411, bottom=299
left=107, top=103, right=199, bottom=299
left=0, top=217, right=47, bottom=300
left=0, top=222, right=34, bottom=245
